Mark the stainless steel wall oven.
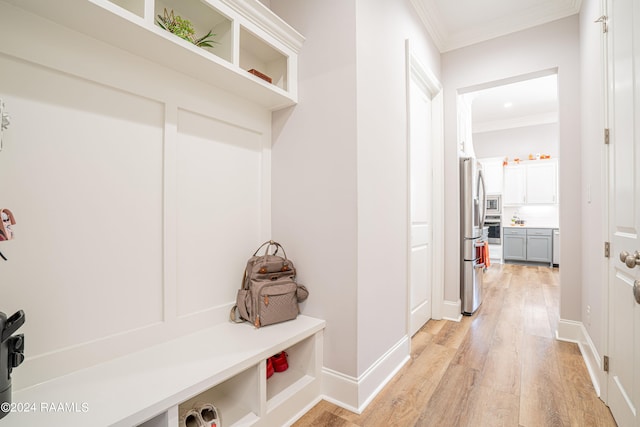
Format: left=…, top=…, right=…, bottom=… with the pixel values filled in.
left=485, top=215, right=501, bottom=244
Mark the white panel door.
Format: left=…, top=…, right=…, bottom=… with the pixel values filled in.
left=607, top=0, right=640, bottom=425
left=409, top=76, right=433, bottom=336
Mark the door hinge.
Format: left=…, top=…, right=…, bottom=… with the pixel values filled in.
left=604, top=355, right=610, bottom=372
left=604, top=128, right=610, bottom=145
left=605, top=241, right=610, bottom=258
left=595, top=15, right=608, bottom=33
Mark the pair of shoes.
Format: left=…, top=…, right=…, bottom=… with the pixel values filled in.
left=266, top=357, right=275, bottom=379
left=271, top=351, right=289, bottom=372
left=266, top=351, right=288, bottom=379
left=179, top=402, right=220, bottom=427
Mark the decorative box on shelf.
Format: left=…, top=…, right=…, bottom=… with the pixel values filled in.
left=248, top=68, right=272, bottom=83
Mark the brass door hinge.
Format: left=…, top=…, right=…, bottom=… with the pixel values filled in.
left=604, top=128, right=610, bottom=145
left=605, top=241, right=610, bottom=258
left=604, top=355, right=610, bottom=372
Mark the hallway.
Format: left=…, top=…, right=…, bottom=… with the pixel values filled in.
left=294, top=265, right=617, bottom=426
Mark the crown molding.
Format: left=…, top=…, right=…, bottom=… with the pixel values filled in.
left=411, top=0, right=582, bottom=53
left=217, top=0, right=305, bottom=52
left=409, top=0, right=446, bottom=52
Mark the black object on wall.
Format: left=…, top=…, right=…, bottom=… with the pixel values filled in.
left=0, top=310, right=25, bottom=420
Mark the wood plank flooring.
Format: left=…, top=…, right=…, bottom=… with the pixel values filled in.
left=293, top=264, right=617, bottom=427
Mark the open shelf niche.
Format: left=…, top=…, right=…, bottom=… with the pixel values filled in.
left=169, top=332, right=321, bottom=427
left=266, top=334, right=316, bottom=410
left=154, top=0, right=234, bottom=63
left=179, top=366, right=261, bottom=426
left=240, top=25, right=288, bottom=91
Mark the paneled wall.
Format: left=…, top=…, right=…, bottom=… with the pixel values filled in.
left=0, top=2, right=271, bottom=389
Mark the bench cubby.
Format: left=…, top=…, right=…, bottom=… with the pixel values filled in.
left=11, top=316, right=324, bottom=427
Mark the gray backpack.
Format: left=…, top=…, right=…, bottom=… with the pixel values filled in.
left=230, top=240, right=308, bottom=328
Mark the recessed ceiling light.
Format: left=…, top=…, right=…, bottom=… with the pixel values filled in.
left=504, top=102, right=513, bottom=108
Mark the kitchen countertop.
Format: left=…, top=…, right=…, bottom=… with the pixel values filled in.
left=504, top=224, right=559, bottom=229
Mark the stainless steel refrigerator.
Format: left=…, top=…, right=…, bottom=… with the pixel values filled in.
left=460, top=157, right=487, bottom=315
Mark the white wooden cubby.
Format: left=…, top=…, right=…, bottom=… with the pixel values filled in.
left=7, top=0, right=303, bottom=110
left=11, top=316, right=325, bottom=427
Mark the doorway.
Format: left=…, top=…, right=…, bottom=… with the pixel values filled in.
left=463, top=72, right=560, bottom=272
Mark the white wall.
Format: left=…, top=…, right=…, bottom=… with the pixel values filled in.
left=270, top=0, right=360, bottom=379
left=354, top=0, right=440, bottom=389
left=270, top=0, right=441, bottom=410
left=473, top=123, right=560, bottom=159
left=579, top=0, right=608, bottom=391
left=442, top=16, right=582, bottom=321
left=0, top=3, right=272, bottom=389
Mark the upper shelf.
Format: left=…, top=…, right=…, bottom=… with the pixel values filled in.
left=6, top=0, right=304, bottom=111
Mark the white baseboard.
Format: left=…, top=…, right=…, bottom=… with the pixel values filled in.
left=556, top=318, right=582, bottom=341
left=284, top=395, right=324, bottom=427
left=442, top=299, right=462, bottom=321
left=321, top=368, right=359, bottom=413
left=556, top=319, right=604, bottom=398
left=321, top=335, right=410, bottom=413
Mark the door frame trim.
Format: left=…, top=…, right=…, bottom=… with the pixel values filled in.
left=405, top=40, right=445, bottom=329
left=602, top=0, right=613, bottom=406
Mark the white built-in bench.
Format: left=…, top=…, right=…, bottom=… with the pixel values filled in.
left=9, top=315, right=325, bottom=427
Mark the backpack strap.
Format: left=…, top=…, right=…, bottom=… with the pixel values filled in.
left=229, top=305, right=245, bottom=323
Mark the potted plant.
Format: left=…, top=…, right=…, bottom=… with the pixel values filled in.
left=156, top=8, right=217, bottom=48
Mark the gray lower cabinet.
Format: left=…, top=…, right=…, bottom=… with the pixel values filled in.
left=503, top=228, right=527, bottom=261
left=503, top=227, right=553, bottom=264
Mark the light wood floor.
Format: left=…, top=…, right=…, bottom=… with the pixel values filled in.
left=293, top=264, right=617, bottom=427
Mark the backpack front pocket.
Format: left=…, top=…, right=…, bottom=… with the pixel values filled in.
left=257, top=280, right=298, bottom=327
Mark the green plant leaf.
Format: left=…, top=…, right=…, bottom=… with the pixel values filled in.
left=194, top=29, right=219, bottom=47
left=156, top=8, right=217, bottom=49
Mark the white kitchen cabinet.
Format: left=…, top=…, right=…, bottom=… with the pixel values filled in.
left=503, top=165, right=526, bottom=205
left=503, top=159, right=558, bottom=205
left=526, top=161, right=557, bottom=204
left=479, top=157, right=504, bottom=194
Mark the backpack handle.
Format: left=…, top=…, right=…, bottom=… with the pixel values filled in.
left=253, top=240, right=288, bottom=262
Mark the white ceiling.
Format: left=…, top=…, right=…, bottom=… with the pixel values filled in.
left=470, top=74, right=558, bottom=133
left=408, top=0, right=574, bottom=132
left=411, top=0, right=582, bottom=53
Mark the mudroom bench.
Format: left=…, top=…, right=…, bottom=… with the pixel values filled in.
left=10, top=315, right=325, bottom=427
